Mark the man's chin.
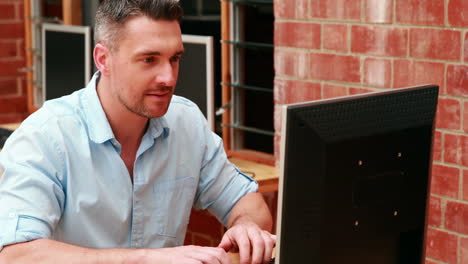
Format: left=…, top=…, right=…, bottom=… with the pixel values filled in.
left=144, top=107, right=170, bottom=119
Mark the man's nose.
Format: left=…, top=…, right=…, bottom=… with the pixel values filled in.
left=155, top=61, right=177, bottom=87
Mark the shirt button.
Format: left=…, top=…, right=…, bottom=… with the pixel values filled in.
left=134, top=242, right=139, bottom=247
left=8, top=213, right=15, bottom=218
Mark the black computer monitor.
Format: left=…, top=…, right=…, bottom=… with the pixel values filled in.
left=177, top=34, right=215, bottom=130
left=275, top=85, right=439, bottom=264
left=42, top=23, right=91, bottom=103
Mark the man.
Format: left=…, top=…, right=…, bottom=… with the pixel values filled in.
left=0, top=0, right=275, bottom=263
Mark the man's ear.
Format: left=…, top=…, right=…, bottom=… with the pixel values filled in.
left=94, top=43, right=111, bottom=76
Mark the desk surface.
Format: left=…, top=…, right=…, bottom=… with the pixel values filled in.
left=228, top=157, right=279, bottom=193
left=228, top=253, right=240, bottom=264
left=0, top=123, right=20, bottom=131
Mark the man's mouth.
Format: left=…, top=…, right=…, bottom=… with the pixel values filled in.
left=146, top=89, right=172, bottom=97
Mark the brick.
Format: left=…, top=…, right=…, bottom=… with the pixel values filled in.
left=0, top=78, right=17, bottom=95
left=0, top=113, right=27, bottom=124
left=322, top=84, right=348, bottom=99
left=19, top=76, right=25, bottom=95
left=365, top=0, right=393, bottom=23
left=433, top=130, right=442, bottom=162
left=311, top=0, right=361, bottom=20
left=186, top=210, right=223, bottom=239
left=445, top=201, right=468, bottom=235
left=427, top=196, right=441, bottom=227
left=410, top=28, right=461, bottom=61
left=393, top=60, right=445, bottom=91
left=0, top=96, right=27, bottom=113
left=275, top=22, right=321, bottom=49
left=395, top=0, right=445, bottom=26
left=444, top=133, right=468, bottom=167
left=0, top=60, right=25, bottom=77
left=274, top=78, right=321, bottom=104
left=16, top=39, right=23, bottom=58
left=446, top=65, right=468, bottom=97
left=17, top=3, right=24, bottom=20
left=464, top=101, right=468, bottom=133
left=0, top=4, right=15, bottom=20
left=430, top=164, right=459, bottom=199
left=323, top=24, right=348, bottom=52
left=425, top=228, right=457, bottom=264
left=274, top=0, right=309, bottom=20
left=463, top=170, right=468, bottom=201
left=274, top=49, right=310, bottom=79
left=0, top=22, right=24, bottom=39
left=309, top=53, right=360, bottom=83
left=0, top=41, right=17, bottom=58
left=348, top=87, right=377, bottom=95
left=461, top=237, right=468, bottom=264
left=351, top=25, right=407, bottom=57
left=448, top=0, right=468, bottom=27
left=436, top=98, right=461, bottom=130
left=363, top=58, right=391, bottom=88
left=465, top=32, right=468, bottom=63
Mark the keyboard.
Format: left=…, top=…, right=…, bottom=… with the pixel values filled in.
left=0, top=127, right=13, bottom=149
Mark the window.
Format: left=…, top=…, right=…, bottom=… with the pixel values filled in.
left=181, top=0, right=221, bottom=20
left=221, top=0, right=274, bottom=163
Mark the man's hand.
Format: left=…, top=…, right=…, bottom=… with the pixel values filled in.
left=218, top=220, right=276, bottom=264
left=0, top=239, right=234, bottom=264
left=140, top=245, right=233, bottom=264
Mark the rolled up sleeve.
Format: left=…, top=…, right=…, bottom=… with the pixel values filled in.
left=0, top=124, right=65, bottom=251
left=193, top=130, right=258, bottom=226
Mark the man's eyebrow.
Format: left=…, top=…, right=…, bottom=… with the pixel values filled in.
left=138, top=50, right=185, bottom=56
left=139, top=51, right=161, bottom=56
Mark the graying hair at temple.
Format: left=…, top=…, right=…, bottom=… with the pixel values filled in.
left=94, top=0, right=183, bottom=51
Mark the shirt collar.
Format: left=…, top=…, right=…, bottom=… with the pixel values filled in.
left=82, top=72, right=170, bottom=144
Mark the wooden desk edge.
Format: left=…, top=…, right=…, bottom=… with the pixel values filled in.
left=229, top=157, right=279, bottom=193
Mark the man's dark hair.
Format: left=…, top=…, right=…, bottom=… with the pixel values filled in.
left=95, top=0, right=183, bottom=51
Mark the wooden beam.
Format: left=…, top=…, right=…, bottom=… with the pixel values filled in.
left=221, top=0, right=232, bottom=151
left=62, top=0, right=82, bottom=25
left=23, top=0, right=37, bottom=114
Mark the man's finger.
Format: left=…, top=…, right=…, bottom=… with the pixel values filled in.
left=248, top=228, right=265, bottom=264
left=218, top=234, right=234, bottom=252
left=236, top=228, right=251, bottom=264
left=183, top=246, right=231, bottom=264
left=261, top=231, right=275, bottom=263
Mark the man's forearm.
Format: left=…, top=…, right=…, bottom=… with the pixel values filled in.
left=0, top=239, right=145, bottom=264
left=227, top=192, right=273, bottom=231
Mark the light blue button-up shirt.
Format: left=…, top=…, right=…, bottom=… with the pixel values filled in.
left=0, top=72, right=258, bottom=250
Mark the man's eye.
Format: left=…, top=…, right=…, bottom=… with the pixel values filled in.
left=170, top=56, right=181, bottom=63
left=144, top=57, right=155, bottom=63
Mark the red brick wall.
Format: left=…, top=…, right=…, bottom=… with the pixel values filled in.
left=0, top=0, right=27, bottom=123
left=274, top=0, right=467, bottom=263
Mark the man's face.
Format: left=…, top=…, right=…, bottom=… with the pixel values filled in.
left=106, top=16, right=183, bottom=118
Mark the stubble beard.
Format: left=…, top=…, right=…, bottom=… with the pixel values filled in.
left=116, top=90, right=153, bottom=119
left=115, top=88, right=172, bottom=119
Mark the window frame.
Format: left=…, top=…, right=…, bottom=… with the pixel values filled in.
left=221, top=0, right=275, bottom=166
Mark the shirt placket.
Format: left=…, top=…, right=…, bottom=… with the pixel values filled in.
left=130, top=150, right=145, bottom=248
left=131, top=168, right=144, bottom=248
